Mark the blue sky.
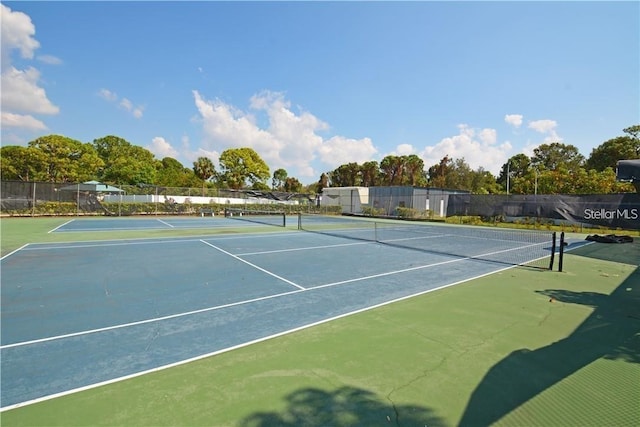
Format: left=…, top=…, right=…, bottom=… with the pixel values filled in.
left=2, top=1, right=638, bottom=184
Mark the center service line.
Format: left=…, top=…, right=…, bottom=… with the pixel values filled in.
left=156, top=218, right=175, bottom=228
left=199, top=239, right=306, bottom=290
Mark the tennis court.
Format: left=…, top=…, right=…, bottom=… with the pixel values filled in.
left=1, top=215, right=582, bottom=410
left=48, top=215, right=291, bottom=233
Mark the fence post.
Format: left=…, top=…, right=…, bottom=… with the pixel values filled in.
left=31, top=182, right=37, bottom=217
left=549, top=232, right=556, bottom=270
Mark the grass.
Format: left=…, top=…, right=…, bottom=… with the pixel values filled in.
left=1, top=217, right=638, bottom=426
left=0, top=216, right=294, bottom=257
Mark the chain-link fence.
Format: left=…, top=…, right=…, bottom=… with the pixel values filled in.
left=0, top=180, right=336, bottom=217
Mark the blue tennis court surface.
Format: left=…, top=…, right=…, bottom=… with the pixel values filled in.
left=50, top=216, right=289, bottom=232
left=1, top=218, right=582, bottom=409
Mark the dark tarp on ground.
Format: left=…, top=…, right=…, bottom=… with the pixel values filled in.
left=586, top=234, right=634, bottom=243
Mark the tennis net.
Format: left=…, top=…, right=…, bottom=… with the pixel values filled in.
left=224, top=208, right=287, bottom=227
left=298, top=213, right=556, bottom=270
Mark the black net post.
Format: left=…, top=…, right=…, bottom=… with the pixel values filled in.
left=558, top=232, right=565, bottom=272
left=549, top=232, right=556, bottom=270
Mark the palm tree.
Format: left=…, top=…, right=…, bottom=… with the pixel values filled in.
left=193, top=157, right=216, bottom=196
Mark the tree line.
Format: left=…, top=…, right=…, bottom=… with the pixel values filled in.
left=321, top=125, right=639, bottom=195
left=1, top=125, right=638, bottom=195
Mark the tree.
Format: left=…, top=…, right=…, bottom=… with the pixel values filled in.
left=156, top=157, right=199, bottom=187
left=427, top=156, right=452, bottom=188
left=316, top=173, right=329, bottom=193
left=360, top=161, right=380, bottom=187
left=586, top=126, right=640, bottom=172
left=404, top=154, right=427, bottom=186
left=623, top=124, right=640, bottom=139
left=498, top=154, right=531, bottom=193
left=93, top=135, right=157, bottom=185
left=193, top=157, right=216, bottom=196
left=283, top=176, right=303, bottom=193
left=0, top=145, right=46, bottom=181
left=531, top=142, right=584, bottom=172
left=29, top=135, right=104, bottom=182
left=329, top=163, right=360, bottom=187
left=445, top=158, right=473, bottom=190
left=379, top=155, right=404, bottom=185
left=470, top=168, right=499, bottom=194
left=272, top=168, right=288, bottom=190
left=218, top=147, right=270, bottom=189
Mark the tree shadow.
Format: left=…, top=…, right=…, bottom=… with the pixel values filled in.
left=459, top=260, right=640, bottom=426
left=238, top=385, right=446, bottom=427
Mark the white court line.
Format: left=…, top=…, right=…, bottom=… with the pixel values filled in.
left=52, top=226, right=173, bottom=232
left=199, top=239, right=305, bottom=290
left=237, top=241, right=370, bottom=256
left=0, top=244, right=31, bottom=261
left=0, top=288, right=304, bottom=350
left=156, top=218, right=174, bottom=228
left=302, top=241, right=545, bottom=291
left=0, top=262, right=517, bottom=413
left=11, top=231, right=302, bottom=252
left=1, top=240, right=544, bottom=350
left=48, top=219, right=75, bottom=233
left=12, top=238, right=207, bottom=251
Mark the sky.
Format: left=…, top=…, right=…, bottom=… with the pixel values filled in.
left=1, top=1, right=639, bottom=184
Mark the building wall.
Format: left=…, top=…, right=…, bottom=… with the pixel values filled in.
left=320, top=187, right=369, bottom=214
left=322, top=186, right=470, bottom=216
left=369, top=186, right=469, bottom=216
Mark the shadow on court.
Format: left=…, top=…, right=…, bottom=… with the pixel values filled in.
left=459, top=242, right=640, bottom=426
left=239, top=385, right=446, bottom=427
left=567, top=237, right=640, bottom=266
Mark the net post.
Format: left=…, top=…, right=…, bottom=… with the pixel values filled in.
left=297, top=212, right=302, bottom=230
left=282, top=212, right=286, bottom=228
left=558, top=232, right=565, bottom=272
left=549, top=231, right=556, bottom=270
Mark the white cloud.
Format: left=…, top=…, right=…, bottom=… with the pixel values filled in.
left=0, top=66, right=59, bottom=114
left=419, top=124, right=512, bottom=175
left=119, top=98, right=133, bottom=110
left=0, top=5, right=59, bottom=134
left=119, top=98, right=144, bottom=118
left=478, top=128, right=497, bottom=145
left=504, top=114, right=523, bottom=128
left=394, top=143, right=416, bottom=156
left=0, top=4, right=39, bottom=69
left=318, top=136, right=378, bottom=169
left=528, top=119, right=562, bottom=143
left=191, top=92, right=542, bottom=181
left=1, top=111, right=47, bottom=130
left=146, top=136, right=178, bottom=159
left=98, top=88, right=118, bottom=102
left=193, top=148, right=220, bottom=163
left=528, top=119, right=557, bottom=133
left=98, top=90, right=144, bottom=118
left=37, top=54, right=62, bottom=65
left=193, top=90, right=373, bottom=179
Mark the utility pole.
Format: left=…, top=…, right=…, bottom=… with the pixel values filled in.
left=506, top=162, right=510, bottom=195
